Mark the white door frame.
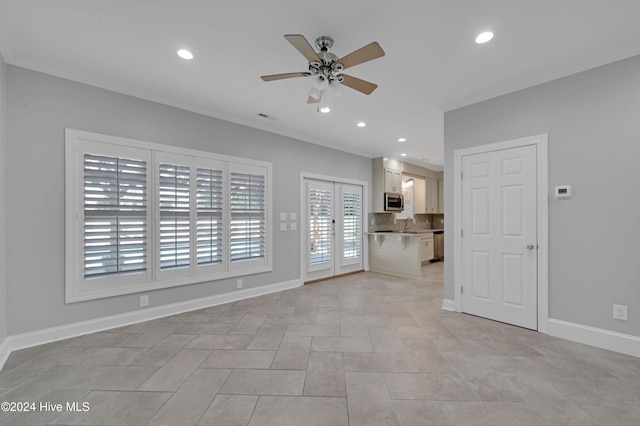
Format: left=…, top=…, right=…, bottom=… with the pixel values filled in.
left=453, top=134, right=549, bottom=333
left=300, top=172, right=369, bottom=282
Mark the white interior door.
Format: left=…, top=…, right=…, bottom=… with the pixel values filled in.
left=305, top=179, right=363, bottom=282
left=461, top=144, right=538, bottom=329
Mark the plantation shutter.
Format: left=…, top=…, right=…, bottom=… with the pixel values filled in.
left=229, top=168, right=266, bottom=263
left=158, top=162, right=191, bottom=270
left=83, top=154, right=148, bottom=278
left=342, top=190, right=361, bottom=259
left=67, top=129, right=272, bottom=302
left=196, top=167, right=224, bottom=266
left=309, top=188, right=332, bottom=265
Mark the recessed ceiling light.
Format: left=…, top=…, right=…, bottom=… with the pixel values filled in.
left=319, top=106, right=331, bottom=113
left=177, top=49, right=194, bottom=60
left=357, top=121, right=367, bottom=127
left=398, top=138, right=407, bottom=142
left=475, top=31, right=494, bottom=44
left=400, top=153, right=407, bottom=157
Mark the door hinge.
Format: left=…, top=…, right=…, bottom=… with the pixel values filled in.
left=461, top=286, right=463, bottom=294
left=461, top=229, right=463, bottom=237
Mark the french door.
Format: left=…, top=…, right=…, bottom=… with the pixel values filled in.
left=305, top=179, right=363, bottom=282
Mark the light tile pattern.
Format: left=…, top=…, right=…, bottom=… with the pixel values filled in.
left=1, top=263, right=640, bottom=425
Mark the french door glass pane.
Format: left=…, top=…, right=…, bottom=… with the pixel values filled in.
left=309, top=188, right=332, bottom=265
left=343, top=191, right=361, bottom=259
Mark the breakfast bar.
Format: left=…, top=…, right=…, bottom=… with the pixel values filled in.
left=367, top=232, right=423, bottom=279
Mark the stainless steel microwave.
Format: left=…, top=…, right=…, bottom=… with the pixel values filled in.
left=384, top=192, right=404, bottom=211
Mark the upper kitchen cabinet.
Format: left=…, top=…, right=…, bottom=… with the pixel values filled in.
left=384, top=168, right=402, bottom=193
left=413, top=177, right=427, bottom=214
left=372, top=157, right=403, bottom=213
left=437, top=179, right=444, bottom=213
left=372, top=157, right=443, bottom=214
left=425, top=177, right=438, bottom=213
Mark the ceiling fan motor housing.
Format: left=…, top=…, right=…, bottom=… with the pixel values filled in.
left=308, top=36, right=343, bottom=85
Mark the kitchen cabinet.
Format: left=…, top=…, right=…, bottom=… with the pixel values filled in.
left=425, top=177, right=438, bottom=213
left=384, top=168, right=402, bottom=193
left=437, top=179, right=444, bottom=213
left=371, top=157, right=442, bottom=214
left=420, top=233, right=435, bottom=263
left=413, top=177, right=426, bottom=214
left=372, top=158, right=403, bottom=212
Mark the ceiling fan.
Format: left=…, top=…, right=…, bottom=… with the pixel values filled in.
left=261, top=34, right=385, bottom=104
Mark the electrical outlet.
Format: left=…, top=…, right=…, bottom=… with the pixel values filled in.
left=613, top=304, right=628, bottom=321
left=139, top=295, right=149, bottom=308
left=237, top=279, right=243, bottom=289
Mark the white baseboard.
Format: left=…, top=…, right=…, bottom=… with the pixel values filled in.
left=0, top=279, right=301, bottom=370
left=547, top=318, right=640, bottom=358
left=441, top=298, right=456, bottom=312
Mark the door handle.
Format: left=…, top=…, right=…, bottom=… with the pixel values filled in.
left=526, top=244, right=535, bottom=250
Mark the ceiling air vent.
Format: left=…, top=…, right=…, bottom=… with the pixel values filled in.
left=257, top=113, right=276, bottom=120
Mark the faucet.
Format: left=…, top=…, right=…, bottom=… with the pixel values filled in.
left=404, top=218, right=412, bottom=231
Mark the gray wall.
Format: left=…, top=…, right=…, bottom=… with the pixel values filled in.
left=0, top=54, right=7, bottom=343
left=6, top=66, right=372, bottom=335
left=444, top=55, right=640, bottom=336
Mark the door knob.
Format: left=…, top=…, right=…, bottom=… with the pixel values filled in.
left=526, top=244, right=535, bottom=250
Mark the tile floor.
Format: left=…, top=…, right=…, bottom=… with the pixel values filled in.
left=1, top=263, right=640, bottom=425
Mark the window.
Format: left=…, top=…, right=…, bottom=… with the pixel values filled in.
left=342, top=190, right=361, bottom=260
left=196, top=164, right=224, bottom=268
left=83, top=153, right=148, bottom=279
left=65, top=129, right=271, bottom=302
left=229, top=165, right=266, bottom=270
left=158, top=159, right=191, bottom=271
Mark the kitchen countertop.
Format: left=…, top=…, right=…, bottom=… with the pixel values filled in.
left=368, top=229, right=443, bottom=235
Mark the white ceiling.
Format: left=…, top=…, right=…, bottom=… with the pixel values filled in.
left=1, top=1, right=639, bottom=170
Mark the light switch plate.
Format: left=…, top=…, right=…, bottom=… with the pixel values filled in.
left=280, top=222, right=287, bottom=231
left=290, top=212, right=297, bottom=221
left=280, top=212, right=287, bottom=221
left=290, top=222, right=297, bottom=231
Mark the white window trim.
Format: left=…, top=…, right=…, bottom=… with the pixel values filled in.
left=65, top=129, right=272, bottom=303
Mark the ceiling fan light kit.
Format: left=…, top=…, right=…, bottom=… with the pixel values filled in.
left=261, top=34, right=385, bottom=107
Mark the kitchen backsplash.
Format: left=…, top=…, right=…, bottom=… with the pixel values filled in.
left=369, top=213, right=444, bottom=232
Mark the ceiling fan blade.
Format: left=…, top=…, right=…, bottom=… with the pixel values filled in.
left=335, top=42, right=385, bottom=70
left=284, top=34, right=322, bottom=63
left=261, top=72, right=311, bottom=82
left=340, top=74, right=378, bottom=95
